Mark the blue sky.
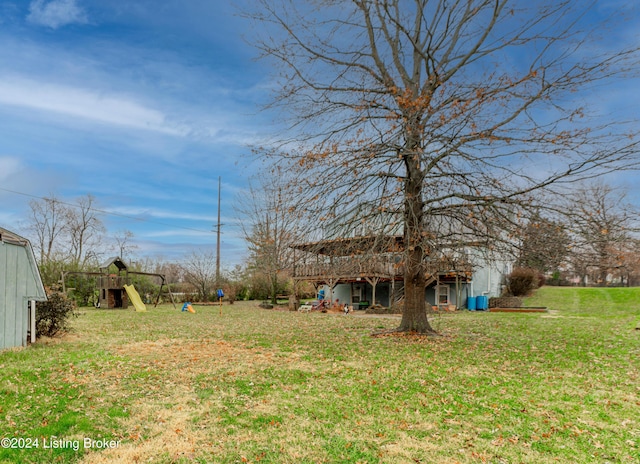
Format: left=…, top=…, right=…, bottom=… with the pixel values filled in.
left=0, top=0, right=274, bottom=265
left=1, top=1, right=639, bottom=268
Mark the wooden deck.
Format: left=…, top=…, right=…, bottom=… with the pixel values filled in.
left=293, top=256, right=403, bottom=282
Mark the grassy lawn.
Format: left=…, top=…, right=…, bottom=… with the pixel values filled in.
left=1, top=287, right=639, bottom=463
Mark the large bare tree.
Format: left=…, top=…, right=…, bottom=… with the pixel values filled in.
left=27, top=194, right=105, bottom=266
left=67, top=194, right=105, bottom=266
left=27, top=195, right=68, bottom=264
left=250, top=0, right=639, bottom=333
left=112, top=229, right=138, bottom=262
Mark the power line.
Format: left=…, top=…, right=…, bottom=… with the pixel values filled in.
left=0, top=187, right=215, bottom=234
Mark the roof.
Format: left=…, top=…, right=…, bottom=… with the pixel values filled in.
left=0, top=227, right=30, bottom=246
left=292, top=235, right=405, bottom=257
left=100, top=256, right=128, bottom=271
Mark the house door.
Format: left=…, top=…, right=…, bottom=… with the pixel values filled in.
left=436, top=285, right=449, bottom=307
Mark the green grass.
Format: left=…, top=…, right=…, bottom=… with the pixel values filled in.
left=1, top=287, right=639, bottom=463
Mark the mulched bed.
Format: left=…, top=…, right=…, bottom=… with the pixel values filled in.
left=488, top=307, right=548, bottom=313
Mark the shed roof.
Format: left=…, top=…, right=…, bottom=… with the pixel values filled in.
left=0, top=226, right=47, bottom=301
left=0, top=227, right=30, bottom=246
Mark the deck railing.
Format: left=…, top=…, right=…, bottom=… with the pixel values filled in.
left=293, top=255, right=473, bottom=280
left=99, top=275, right=128, bottom=289
left=294, top=257, right=402, bottom=279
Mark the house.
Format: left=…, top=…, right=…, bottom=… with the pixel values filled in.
left=291, top=234, right=510, bottom=310
left=0, top=227, right=47, bottom=350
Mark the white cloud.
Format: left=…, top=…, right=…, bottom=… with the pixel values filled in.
left=0, top=76, right=187, bottom=136
left=143, top=229, right=214, bottom=239
left=27, top=0, right=88, bottom=29
left=0, top=156, right=22, bottom=181
left=105, top=205, right=215, bottom=223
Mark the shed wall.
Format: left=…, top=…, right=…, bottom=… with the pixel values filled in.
left=0, top=241, right=46, bottom=349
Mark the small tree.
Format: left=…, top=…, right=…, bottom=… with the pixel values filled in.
left=181, top=249, right=217, bottom=302
left=36, top=292, right=78, bottom=338
left=505, top=268, right=540, bottom=297
left=237, top=177, right=297, bottom=305
left=516, top=213, right=569, bottom=275
left=221, top=264, right=250, bottom=303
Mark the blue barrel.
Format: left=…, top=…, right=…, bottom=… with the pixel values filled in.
left=477, top=295, right=489, bottom=310
left=467, top=296, right=477, bottom=311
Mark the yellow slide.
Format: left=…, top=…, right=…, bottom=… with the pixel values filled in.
left=124, top=284, right=147, bottom=312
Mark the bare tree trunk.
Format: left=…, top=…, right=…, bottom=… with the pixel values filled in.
left=398, top=141, right=435, bottom=334
left=399, top=249, right=433, bottom=333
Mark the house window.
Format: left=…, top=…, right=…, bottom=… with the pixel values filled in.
left=436, top=285, right=449, bottom=306
left=352, top=285, right=363, bottom=303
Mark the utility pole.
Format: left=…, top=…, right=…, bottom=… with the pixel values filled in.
left=215, top=176, right=221, bottom=288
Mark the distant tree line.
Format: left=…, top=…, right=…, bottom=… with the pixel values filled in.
left=22, top=176, right=640, bottom=310
left=514, top=181, right=640, bottom=287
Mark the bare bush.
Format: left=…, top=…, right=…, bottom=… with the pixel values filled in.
left=505, top=268, right=540, bottom=297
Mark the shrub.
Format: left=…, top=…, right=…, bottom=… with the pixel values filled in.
left=505, top=267, right=540, bottom=297
left=222, top=283, right=238, bottom=304
left=66, top=275, right=99, bottom=307
left=35, top=292, right=79, bottom=338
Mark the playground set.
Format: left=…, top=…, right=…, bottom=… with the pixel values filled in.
left=61, top=257, right=177, bottom=312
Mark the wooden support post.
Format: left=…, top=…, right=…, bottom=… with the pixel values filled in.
left=30, top=300, right=36, bottom=344
left=364, top=276, right=380, bottom=306
left=154, top=279, right=163, bottom=307
left=391, top=278, right=396, bottom=310
left=350, top=281, right=354, bottom=306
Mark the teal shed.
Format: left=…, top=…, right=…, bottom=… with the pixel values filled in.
left=0, top=227, right=47, bottom=350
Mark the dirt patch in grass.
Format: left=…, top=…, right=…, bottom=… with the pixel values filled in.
left=80, top=390, right=204, bottom=464
left=79, top=338, right=315, bottom=464
left=114, top=338, right=268, bottom=364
